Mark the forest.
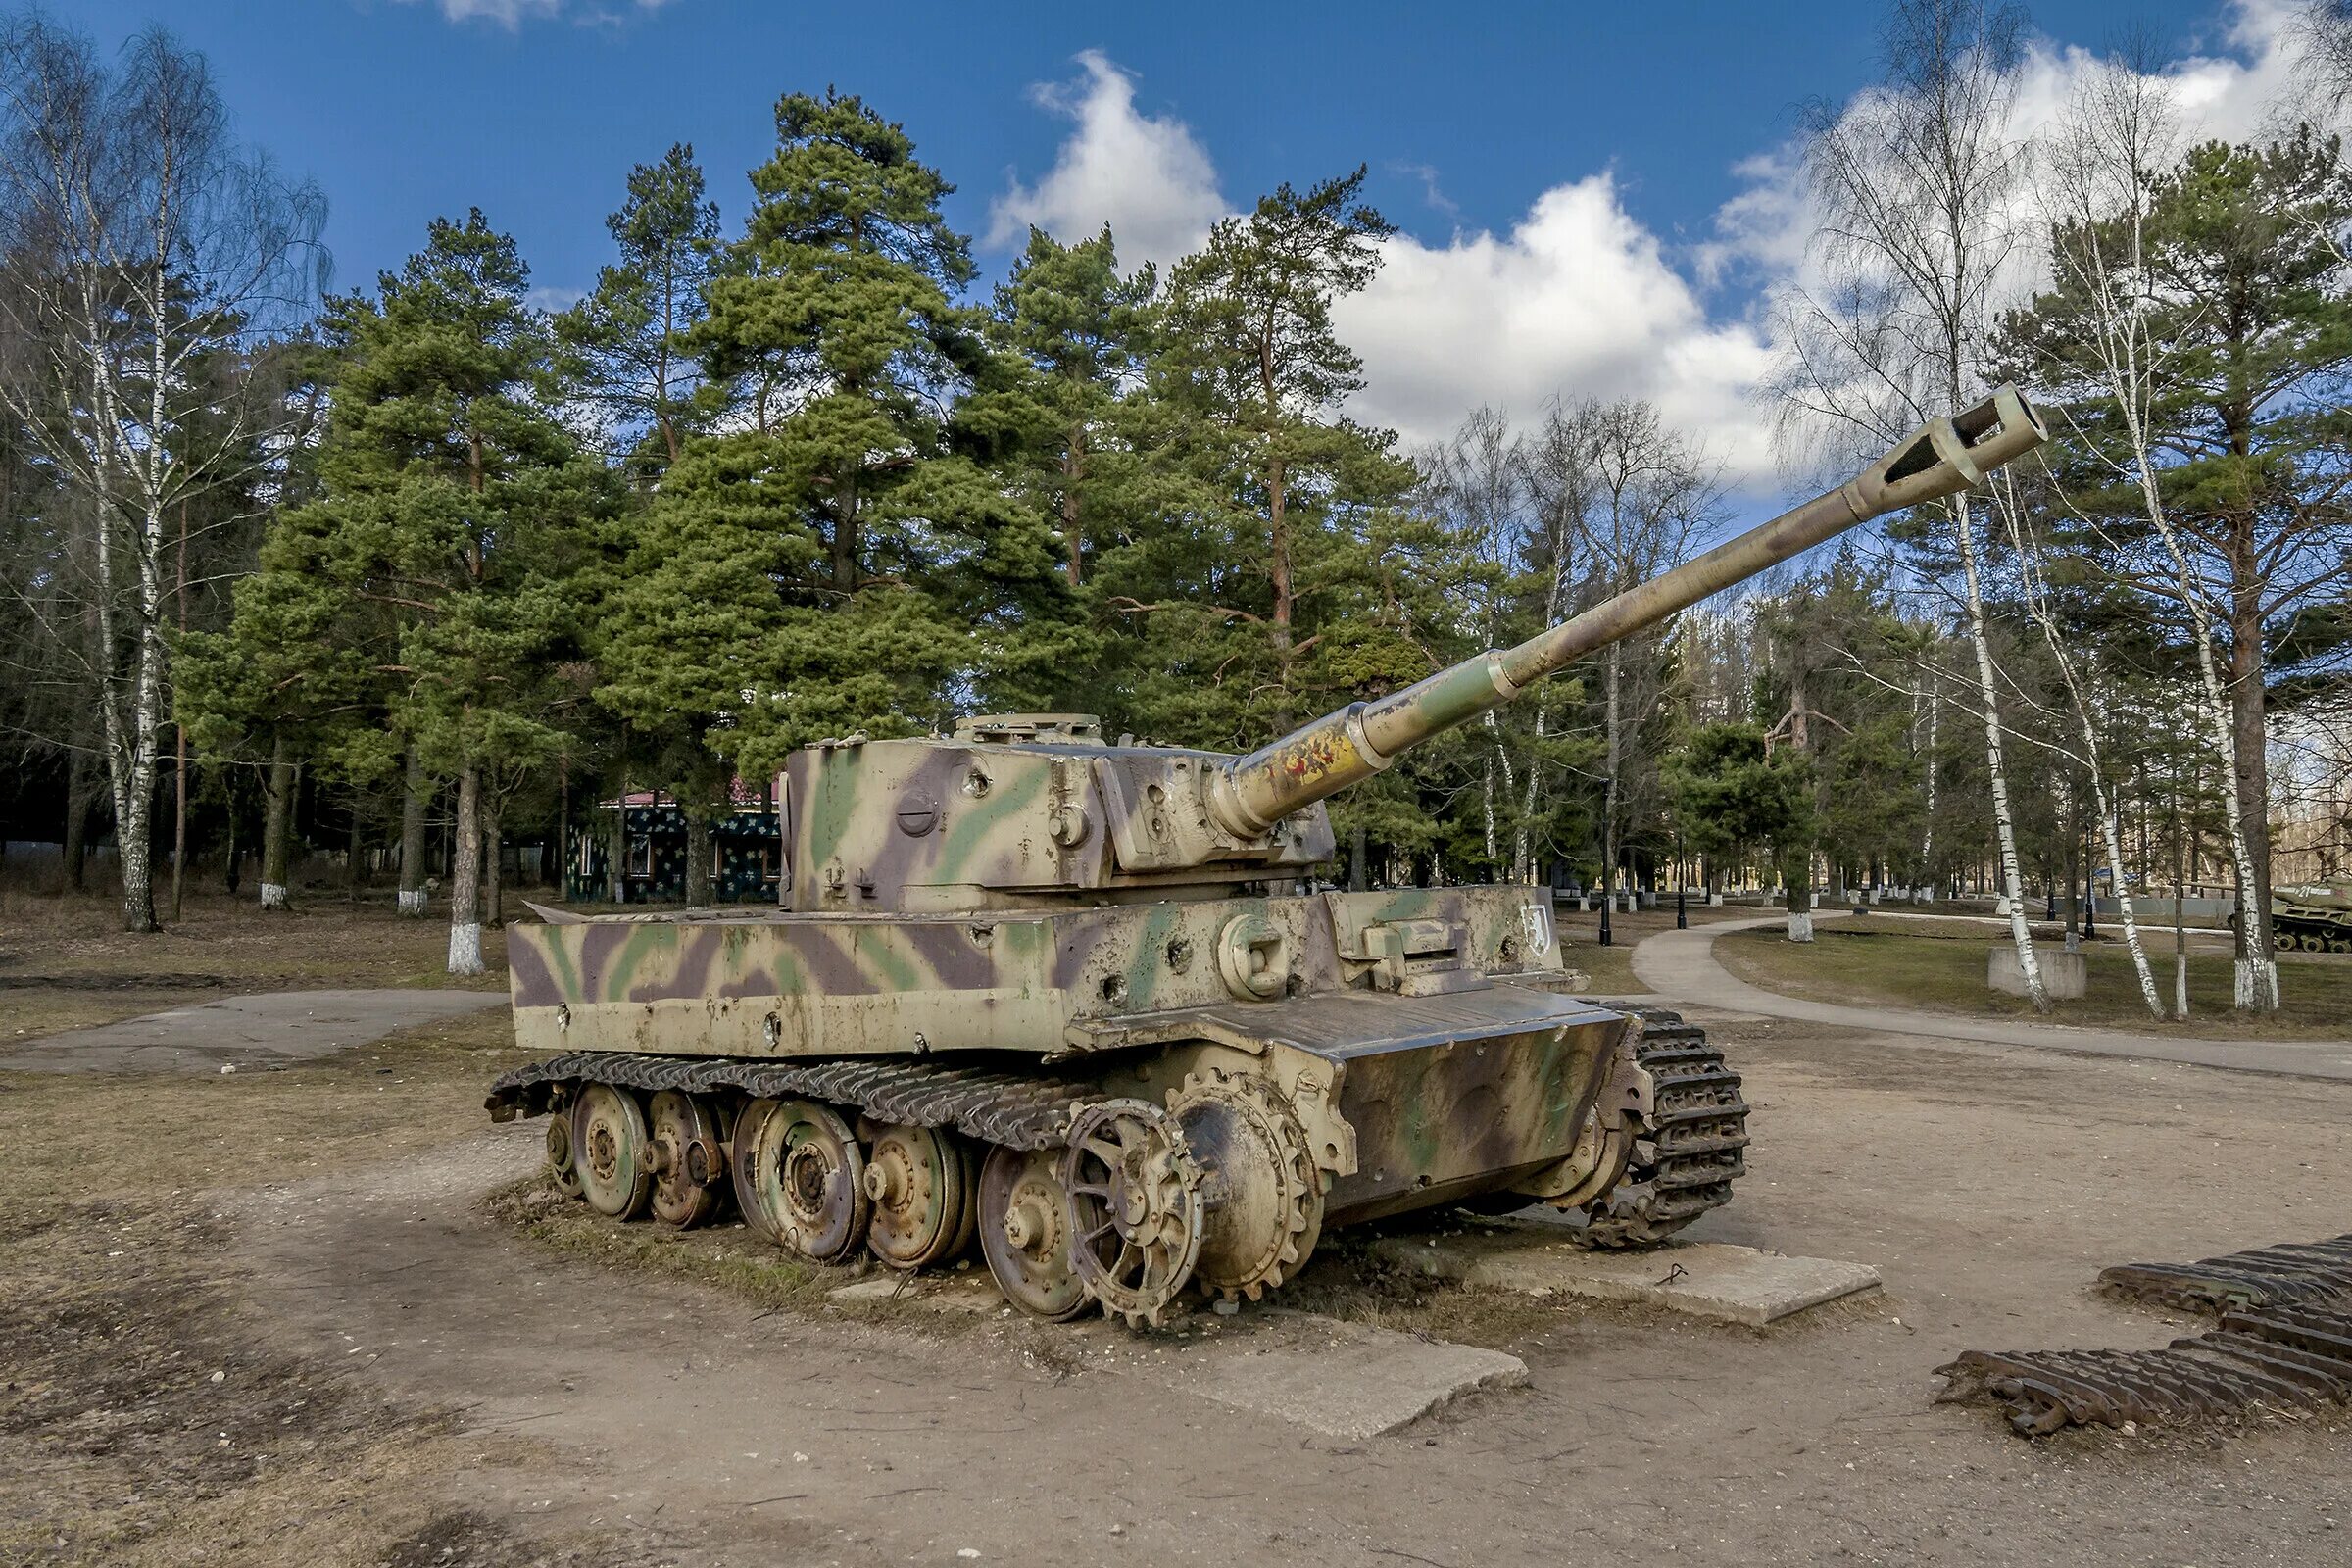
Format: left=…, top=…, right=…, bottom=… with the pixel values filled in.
left=2, top=1, right=2348, bottom=1019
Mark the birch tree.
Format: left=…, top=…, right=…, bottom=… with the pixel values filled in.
left=1986, top=467, right=2167, bottom=1017
left=0, top=16, right=324, bottom=930
left=2001, top=56, right=2281, bottom=1008
left=1769, top=0, right=2051, bottom=1004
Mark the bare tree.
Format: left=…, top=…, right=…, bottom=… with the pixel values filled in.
left=0, top=16, right=323, bottom=930
left=1986, top=466, right=2166, bottom=1017
left=1544, top=399, right=1719, bottom=926
left=1770, top=0, right=2052, bottom=1004
left=2020, top=52, right=2284, bottom=1009
left=1420, top=406, right=1529, bottom=874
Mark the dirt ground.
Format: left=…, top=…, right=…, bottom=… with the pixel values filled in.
left=6, top=976, right=2349, bottom=1567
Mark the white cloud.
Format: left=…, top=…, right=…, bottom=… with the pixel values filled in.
left=1337, top=174, right=1777, bottom=480
left=397, top=0, right=673, bottom=29
left=1001, top=6, right=2320, bottom=495
left=987, top=51, right=1225, bottom=270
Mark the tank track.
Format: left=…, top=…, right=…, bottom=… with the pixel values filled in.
left=486, top=1050, right=1096, bottom=1152
left=1574, top=1009, right=1750, bottom=1249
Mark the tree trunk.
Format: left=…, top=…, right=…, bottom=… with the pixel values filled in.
left=1062, top=424, right=1086, bottom=587
left=346, top=794, right=364, bottom=904
left=2228, top=583, right=2279, bottom=1010
left=447, top=764, right=484, bottom=976
left=398, top=751, right=429, bottom=916
left=260, top=735, right=294, bottom=910
left=557, top=761, right=569, bottom=895
left=482, top=792, right=504, bottom=930
left=1348, top=824, right=1367, bottom=891
left=2173, top=753, right=2191, bottom=1019
left=171, top=726, right=187, bottom=923
left=1951, top=494, right=2045, bottom=1008
left=609, top=730, right=630, bottom=904
left=64, top=742, right=91, bottom=892
left=172, top=504, right=187, bottom=923
left=1785, top=851, right=1813, bottom=942
left=684, top=803, right=712, bottom=906
left=224, top=802, right=241, bottom=896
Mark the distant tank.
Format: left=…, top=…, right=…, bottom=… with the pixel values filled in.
left=2267, top=890, right=2352, bottom=954
left=488, top=387, right=2047, bottom=1325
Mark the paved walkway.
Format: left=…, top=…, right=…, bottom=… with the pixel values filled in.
left=1631, top=914, right=2352, bottom=1081
left=3, top=988, right=506, bottom=1074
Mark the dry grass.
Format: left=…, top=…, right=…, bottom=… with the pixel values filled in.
left=1717, top=918, right=2352, bottom=1039
left=0, top=886, right=513, bottom=992
left=0, top=889, right=514, bottom=1040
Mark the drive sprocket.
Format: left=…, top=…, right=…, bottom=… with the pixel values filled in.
left=1166, top=1069, right=1324, bottom=1302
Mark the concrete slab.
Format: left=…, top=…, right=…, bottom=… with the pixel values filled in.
left=2, top=988, right=505, bottom=1074
left=1112, top=1311, right=1527, bottom=1440
left=1374, top=1229, right=1881, bottom=1327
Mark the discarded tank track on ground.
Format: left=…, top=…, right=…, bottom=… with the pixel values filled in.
left=2098, top=1234, right=2352, bottom=1315
left=487, top=1008, right=1748, bottom=1323
left=1936, top=1233, right=2352, bottom=1436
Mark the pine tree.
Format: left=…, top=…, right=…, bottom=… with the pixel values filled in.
left=558, top=143, right=721, bottom=473
left=968, top=224, right=1158, bottom=592
left=1086, top=165, right=1469, bottom=847
left=599, top=90, right=1070, bottom=844
left=2002, top=129, right=2352, bottom=1004
left=291, top=212, right=613, bottom=971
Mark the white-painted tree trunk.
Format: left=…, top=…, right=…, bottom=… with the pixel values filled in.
left=447, top=764, right=485, bottom=977
left=1918, top=664, right=1938, bottom=893
left=1951, top=493, right=2047, bottom=1010
left=1994, top=480, right=2163, bottom=1018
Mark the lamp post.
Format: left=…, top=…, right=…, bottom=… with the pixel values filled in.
left=2083, top=817, right=2098, bottom=940
left=1676, top=831, right=1689, bottom=929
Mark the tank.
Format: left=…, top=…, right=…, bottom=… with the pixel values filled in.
left=487, top=386, right=2048, bottom=1326
left=2268, top=890, right=2352, bottom=954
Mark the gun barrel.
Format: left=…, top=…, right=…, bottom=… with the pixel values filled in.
left=1206, top=385, right=2048, bottom=839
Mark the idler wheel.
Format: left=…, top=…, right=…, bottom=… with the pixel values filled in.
left=862, top=1123, right=973, bottom=1270
left=646, top=1090, right=726, bottom=1229
left=977, top=1145, right=1090, bottom=1321
left=544, top=1109, right=582, bottom=1199
left=1060, top=1099, right=1204, bottom=1329
left=1166, top=1071, right=1322, bottom=1302
left=741, top=1098, right=870, bottom=1263
left=570, top=1083, right=653, bottom=1220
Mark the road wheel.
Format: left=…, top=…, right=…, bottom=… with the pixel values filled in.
left=571, top=1083, right=653, bottom=1220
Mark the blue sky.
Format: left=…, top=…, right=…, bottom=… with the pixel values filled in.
left=36, top=0, right=2314, bottom=483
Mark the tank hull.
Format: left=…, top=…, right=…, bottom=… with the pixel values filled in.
left=499, top=885, right=1629, bottom=1229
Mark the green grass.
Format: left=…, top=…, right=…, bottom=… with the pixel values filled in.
left=1716, top=920, right=2352, bottom=1039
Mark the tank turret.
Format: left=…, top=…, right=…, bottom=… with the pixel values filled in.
left=489, top=387, right=2048, bottom=1329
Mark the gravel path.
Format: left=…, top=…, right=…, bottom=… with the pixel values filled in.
left=3, top=988, right=505, bottom=1073
left=1631, top=914, right=2352, bottom=1080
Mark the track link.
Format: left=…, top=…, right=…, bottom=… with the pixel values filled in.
left=2099, top=1234, right=2352, bottom=1314
left=1575, top=1010, right=1750, bottom=1249
left=487, top=1051, right=1097, bottom=1152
